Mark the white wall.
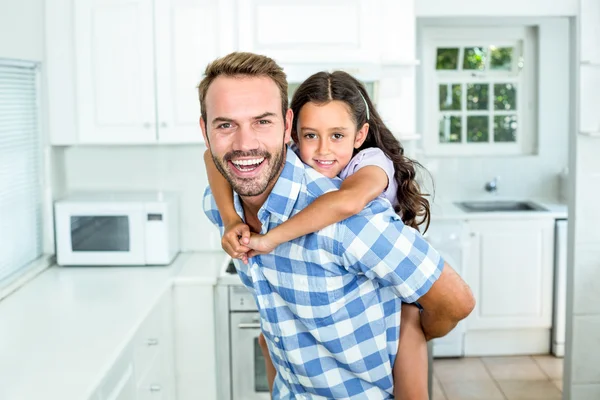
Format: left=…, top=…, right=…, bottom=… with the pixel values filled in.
left=0, top=0, right=45, bottom=61
left=60, top=145, right=222, bottom=252
left=416, top=18, right=570, bottom=201
left=416, top=0, right=577, bottom=18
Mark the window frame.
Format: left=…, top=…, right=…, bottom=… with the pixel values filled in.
left=0, top=59, right=51, bottom=301
left=422, top=27, right=537, bottom=156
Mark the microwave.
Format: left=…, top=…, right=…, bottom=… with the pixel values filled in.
left=54, top=191, right=179, bottom=266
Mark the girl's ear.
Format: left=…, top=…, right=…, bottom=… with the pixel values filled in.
left=354, top=123, right=369, bottom=148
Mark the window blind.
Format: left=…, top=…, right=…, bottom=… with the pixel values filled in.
left=0, top=60, right=43, bottom=286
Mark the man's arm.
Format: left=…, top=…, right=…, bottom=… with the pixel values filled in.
left=338, top=204, right=475, bottom=341
left=417, top=262, right=475, bottom=341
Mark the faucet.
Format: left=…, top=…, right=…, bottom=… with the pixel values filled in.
left=484, top=176, right=499, bottom=193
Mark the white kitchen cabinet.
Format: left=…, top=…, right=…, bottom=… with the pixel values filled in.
left=581, top=0, right=600, bottom=64
left=58, top=0, right=234, bottom=145
left=73, top=0, right=157, bottom=144
left=236, top=0, right=416, bottom=65
left=172, top=283, right=217, bottom=400
left=92, top=290, right=176, bottom=400
left=464, top=218, right=555, bottom=331
left=579, top=0, right=600, bottom=135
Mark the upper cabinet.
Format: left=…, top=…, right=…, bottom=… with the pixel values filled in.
left=74, top=0, right=157, bottom=144
left=235, top=0, right=415, bottom=65
left=579, top=0, right=600, bottom=135
left=580, top=0, right=600, bottom=64
left=47, top=0, right=235, bottom=145
left=46, top=0, right=415, bottom=145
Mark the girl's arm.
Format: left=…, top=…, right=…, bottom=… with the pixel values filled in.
left=248, top=165, right=388, bottom=255
left=204, top=150, right=251, bottom=261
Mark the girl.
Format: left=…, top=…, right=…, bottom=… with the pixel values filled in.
left=206, top=70, right=432, bottom=400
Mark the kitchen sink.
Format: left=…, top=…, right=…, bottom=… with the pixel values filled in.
left=455, top=200, right=548, bottom=213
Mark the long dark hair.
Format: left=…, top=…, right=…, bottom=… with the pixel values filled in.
left=290, top=71, right=431, bottom=232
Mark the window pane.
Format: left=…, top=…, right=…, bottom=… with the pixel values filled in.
left=494, top=115, right=518, bottom=142
left=490, top=47, right=513, bottom=71
left=494, top=83, right=517, bottom=111
left=287, top=83, right=301, bottom=101
left=463, top=47, right=487, bottom=70
left=439, top=115, right=462, bottom=143
left=0, top=62, right=42, bottom=286
left=439, top=84, right=461, bottom=110
left=436, top=48, right=459, bottom=70
left=467, top=116, right=489, bottom=142
left=467, top=84, right=489, bottom=110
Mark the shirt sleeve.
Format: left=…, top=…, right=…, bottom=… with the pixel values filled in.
left=203, top=185, right=224, bottom=228
left=339, top=148, right=398, bottom=205
left=336, top=199, right=444, bottom=303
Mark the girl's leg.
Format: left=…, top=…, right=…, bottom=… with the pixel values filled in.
left=258, top=332, right=277, bottom=395
left=393, top=303, right=429, bottom=400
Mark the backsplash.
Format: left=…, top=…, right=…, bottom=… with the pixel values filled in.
left=58, top=145, right=222, bottom=252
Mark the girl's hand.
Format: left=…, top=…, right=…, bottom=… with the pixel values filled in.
left=246, top=233, right=279, bottom=258
left=222, top=221, right=251, bottom=264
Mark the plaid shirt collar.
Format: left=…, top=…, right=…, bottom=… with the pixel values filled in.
left=233, top=145, right=304, bottom=227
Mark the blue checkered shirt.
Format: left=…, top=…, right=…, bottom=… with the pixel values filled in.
left=204, top=147, right=444, bottom=399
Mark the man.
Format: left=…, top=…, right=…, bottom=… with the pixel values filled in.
left=200, top=52, right=475, bottom=399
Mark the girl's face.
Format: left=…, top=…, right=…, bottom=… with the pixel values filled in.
left=296, top=101, right=368, bottom=178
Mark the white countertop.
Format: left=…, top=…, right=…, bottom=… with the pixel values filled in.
left=0, top=251, right=227, bottom=400
left=430, top=198, right=568, bottom=220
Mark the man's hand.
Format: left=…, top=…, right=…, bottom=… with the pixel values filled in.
left=417, top=262, right=476, bottom=341
left=222, top=220, right=251, bottom=264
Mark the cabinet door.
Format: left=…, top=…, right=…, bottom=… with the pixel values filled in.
left=236, top=0, right=383, bottom=64
left=97, top=346, right=137, bottom=400
left=465, top=219, right=555, bottom=330
left=154, top=0, right=235, bottom=143
left=74, top=0, right=157, bottom=144
left=581, top=0, right=600, bottom=64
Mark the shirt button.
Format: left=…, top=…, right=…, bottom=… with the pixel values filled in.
left=285, top=367, right=291, bottom=373
left=274, top=337, right=280, bottom=343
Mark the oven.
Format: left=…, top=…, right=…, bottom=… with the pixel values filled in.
left=215, top=262, right=270, bottom=400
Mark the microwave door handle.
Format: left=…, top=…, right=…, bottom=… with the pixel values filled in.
left=238, top=323, right=261, bottom=329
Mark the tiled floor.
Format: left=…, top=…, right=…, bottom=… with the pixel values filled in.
left=432, top=355, right=563, bottom=400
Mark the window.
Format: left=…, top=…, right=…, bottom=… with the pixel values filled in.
left=422, top=27, right=537, bottom=156
left=0, top=60, right=45, bottom=293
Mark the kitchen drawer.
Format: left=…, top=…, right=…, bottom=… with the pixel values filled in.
left=96, top=345, right=137, bottom=400
left=133, top=296, right=169, bottom=384
left=137, top=352, right=172, bottom=400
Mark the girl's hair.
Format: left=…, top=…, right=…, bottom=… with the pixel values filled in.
left=290, top=71, right=432, bottom=232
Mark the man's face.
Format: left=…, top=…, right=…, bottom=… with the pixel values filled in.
left=201, top=76, right=292, bottom=198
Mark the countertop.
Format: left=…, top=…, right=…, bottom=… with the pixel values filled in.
left=0, top=251, right=228, bottom=400
left=430, top=198, right=568, bottom=220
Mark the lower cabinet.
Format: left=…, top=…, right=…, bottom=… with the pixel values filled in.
left=463, top=218, right=556, bottom=355
left=91, top=290, right=176, bottom=400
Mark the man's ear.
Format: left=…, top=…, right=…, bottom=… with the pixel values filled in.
left=200, top=117, right=209, bottom=148
left=284, top=108, right=293, bottom=144
left=354, top=123, right=369, bottom=148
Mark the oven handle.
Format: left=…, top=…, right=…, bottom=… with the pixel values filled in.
left=238, top=322, right=261, bottom=329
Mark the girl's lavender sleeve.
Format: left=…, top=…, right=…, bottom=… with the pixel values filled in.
left=338, top=148, right=398, bottom=207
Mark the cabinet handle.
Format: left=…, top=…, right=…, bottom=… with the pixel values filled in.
left=238, top=323, right=261, bottom=329
left=160, top=122, right=168, bottom=128
left=149, top=384, right=162, bottom=392
left=146, top=338, right=159, bottom=346
left=470, top=232, right=476, bottom=237
left=143, top=122, right=151, bottom=128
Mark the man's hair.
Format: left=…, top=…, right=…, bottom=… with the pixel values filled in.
left=197, top=52, right=288, bottom=124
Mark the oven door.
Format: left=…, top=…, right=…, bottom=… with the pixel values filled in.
left=230, top=312, right=271, bottom=400
left=55, top=203, right=146, bottom=265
